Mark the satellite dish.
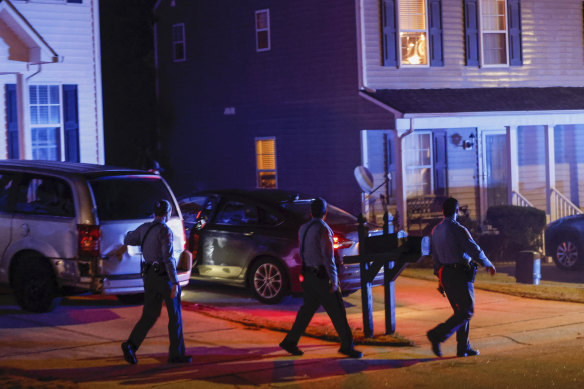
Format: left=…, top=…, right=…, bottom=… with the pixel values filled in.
left=354, top=166, right=374, bottom=194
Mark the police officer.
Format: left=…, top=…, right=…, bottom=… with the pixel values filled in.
left=121, top=200, right=191, bottom=364
left=427, top=197, right=496, bottom=358
left=279, top=198, right=362, bottom=359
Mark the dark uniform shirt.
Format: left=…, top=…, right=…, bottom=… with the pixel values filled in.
left=298, top=218, right=338, bottom=290
left=431, top=216, right=493, bottom=274
left=125, top=219, right=179, bottom=285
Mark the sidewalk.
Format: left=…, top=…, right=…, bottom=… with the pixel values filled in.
left=1, top=277, right=583, bottom=388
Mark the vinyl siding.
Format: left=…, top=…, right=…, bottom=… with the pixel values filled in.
left=362, top=0, right=584, bottom=89
left=1, top=0, right=103, bottom=163
left=444, top=128, right=478, bottom=220
left=155, top=0, right=396, bottom=215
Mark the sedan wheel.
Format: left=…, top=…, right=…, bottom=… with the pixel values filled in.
left=250, top=259, right=288, bottom=304
left=554, top=238, right=582, bottom=270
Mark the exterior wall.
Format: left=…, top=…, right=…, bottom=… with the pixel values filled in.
left=0, top=0, right=103, bottom=163
left=555, top=125, right=584, bottom=209
left=155, top=0, right=395, bottom=215
left=362, top=0, right=584, bottom=89
left=444, top=127, right=478, bottom=220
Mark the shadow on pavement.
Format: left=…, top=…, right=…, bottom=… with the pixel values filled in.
left=0, top=345, right=438, bottom=386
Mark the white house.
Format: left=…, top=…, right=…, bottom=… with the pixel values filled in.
left=357, top=0, right=584, bottom=230
left=0, top=0, right=103, bottom=163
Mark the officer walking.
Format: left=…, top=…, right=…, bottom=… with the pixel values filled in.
left=279, top=198, right=362, bottom=359
left=427, top=197, right=496, bottom=358
left=121, top=200, right=191, bottom=364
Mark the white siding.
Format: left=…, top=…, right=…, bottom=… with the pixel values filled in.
left=362, top=0, right=584, bottom=89
left=1, top=0, right=103, bottom=163
left=445, top=128, right=479, bottom=220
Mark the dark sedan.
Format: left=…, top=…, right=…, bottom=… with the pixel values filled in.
left=179, top=189, right=384, bottom=303
left=545, top=214, right=584, bottom=270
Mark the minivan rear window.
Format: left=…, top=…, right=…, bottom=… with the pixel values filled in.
left=89, top=176, right=177, bottom=221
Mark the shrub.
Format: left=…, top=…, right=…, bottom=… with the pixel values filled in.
left=486, top=205, right=546, bottom=259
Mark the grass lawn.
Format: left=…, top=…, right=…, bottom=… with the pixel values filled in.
left=401, top=267, right=584, bottom=304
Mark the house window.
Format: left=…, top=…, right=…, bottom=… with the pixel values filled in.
left=399, top=0, right=428, bottom=66
left=381, top=0, right=443, bottom=67
left=256, top=137, right=277, bottom=188
left=480, top=0, right=508, bottom=66
left=403, top=132, right=433, bottom=198
left=29, top=85, right=61, bottom=161
left=464, top=0, right=522, bottom=66
left=255, top=9, right=271, bottom=52
left=172, top=23, right=186, bottom=62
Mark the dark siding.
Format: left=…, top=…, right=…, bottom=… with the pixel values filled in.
left=155, top=0, right=395, bottom=215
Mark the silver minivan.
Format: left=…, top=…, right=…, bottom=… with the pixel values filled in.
left=0, top=161, right=191, bottom=312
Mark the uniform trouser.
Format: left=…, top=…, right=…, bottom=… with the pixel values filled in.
left=282, top=271, right=354, bottom=350
left=429, top=267, right=474, bottom=352
left=128, top=269, right=186, bottom=359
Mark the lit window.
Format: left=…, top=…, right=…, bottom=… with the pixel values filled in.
left=480, top=0, right=508, bottom=66
left=256, top=137, right=277, bottom=189
left=399, top=0, right=428, bottom=66
left=255, top=9, right=271, bottom=52
left=172, top=23, right=186, bottom=62
left=29, top=85, right=61, bottom=161
left=403, top=132, right=433, bottom=197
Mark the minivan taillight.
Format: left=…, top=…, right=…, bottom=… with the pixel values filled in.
left=78, top=225, right=101, bottom=258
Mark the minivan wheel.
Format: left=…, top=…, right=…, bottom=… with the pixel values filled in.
left=12, top=255, right=61, bottom=313
left=553, top=235, right=583, bottom=270
left=249, top=258, right=288, bottom=304
left=116, top=294, right=144, bottom=305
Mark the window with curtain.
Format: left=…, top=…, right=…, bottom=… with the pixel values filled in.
left=255, top=9, right=271, bottom=52
left=403, top=132, right=433, bottom=198
left=256, top=137, right=277, bottom=189
left=480, top=0, right=508, bottom=66
left=399, top=0, right=428, bottom=66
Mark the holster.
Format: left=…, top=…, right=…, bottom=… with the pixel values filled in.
left=465, top=261, right=478, bottom=283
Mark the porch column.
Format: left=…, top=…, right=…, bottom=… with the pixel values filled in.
left=396, top=133, right=407, bottom=230
left=544, top=125, right=556, bottom=220
left=15, top=73, right=30, bottom=160
left=506, top=126, right=519, bottom=205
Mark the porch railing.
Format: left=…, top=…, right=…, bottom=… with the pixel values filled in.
left=511, top=191, right=534, bottom=208
left=550, top=188, right=583, bottom=222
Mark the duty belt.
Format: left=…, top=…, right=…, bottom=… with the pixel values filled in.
left=144, top=261, right=168, bottom=276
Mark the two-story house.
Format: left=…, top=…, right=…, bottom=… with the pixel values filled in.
left=1, top=0, right=104, bottom=163
left=154, top=0, right=584, bottom=233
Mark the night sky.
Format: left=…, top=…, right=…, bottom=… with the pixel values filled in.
left=99, top=0, right=158, bottom=169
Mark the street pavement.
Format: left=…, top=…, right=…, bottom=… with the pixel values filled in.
left=1, top=270, right=584, bottom=388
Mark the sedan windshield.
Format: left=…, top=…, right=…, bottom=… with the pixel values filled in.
left=281, top=200, right=357, bottom=224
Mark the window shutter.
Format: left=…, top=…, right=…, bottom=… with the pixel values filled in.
left=428, top=0, right=444, bottom=66
left=381, top=0, right=398, bottom=67
left=433, top=130, right=448, bottom=196
left=464, top=0, right=479, bottom=66
left=62, top=85, right=80, bottom=162
left=507, top=0, right=523, bottom=66
left=5, top=84, right=19, bottom=159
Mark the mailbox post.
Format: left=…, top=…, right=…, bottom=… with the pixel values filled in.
left=344, top=213, right=422, bottom=337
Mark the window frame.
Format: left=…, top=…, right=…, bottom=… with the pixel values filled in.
left=255, top=137, right=277, bottom=189
left=403, top=131, right=434, bottom=198
left=255, top=9, right=271, bottom=52
left=172, top=23, right=186, bottom=62
left=479, top=0, right=510, bottom=67
left=397, top=0, right=430, bottom=67
left=28, top=84, right=63, bottom=161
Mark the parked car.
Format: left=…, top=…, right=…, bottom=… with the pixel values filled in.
left=0, top=161, right=191, bottom=312
left=545, top=214, right=584, bottom=270
left=179, top=189, right=385, bottom=304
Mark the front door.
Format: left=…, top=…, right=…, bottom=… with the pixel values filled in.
left=479, top=130, right=508, bottom=221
